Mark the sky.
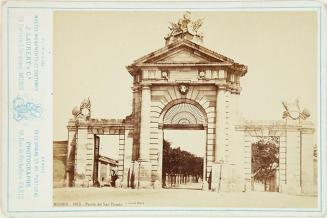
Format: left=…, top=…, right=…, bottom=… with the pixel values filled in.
left=54, top=11, right=318, bottom=154
left=164, top=130, right=206, bottom=157
left=98, top=135, right=119, bottom=160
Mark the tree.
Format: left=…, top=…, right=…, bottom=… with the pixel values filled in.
left=251, top=137, right=279, bottom=191
left=162, top=139, right=171, bottom=176
left=162, top=139, right=203, bottom=186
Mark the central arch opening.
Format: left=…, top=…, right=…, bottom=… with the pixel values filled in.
left=162, top=129, right=206, bottom=190
left=159, top=100, right=208, bottom=190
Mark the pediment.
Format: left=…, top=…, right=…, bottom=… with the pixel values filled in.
left=148, top=48, right=213, bottom=64
left=127, top=40, right=247, bottom=76
left=135, top=40, right=229, bottom=65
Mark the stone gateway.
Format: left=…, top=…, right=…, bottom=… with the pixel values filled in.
left=64, top=13, right=316, bottom=195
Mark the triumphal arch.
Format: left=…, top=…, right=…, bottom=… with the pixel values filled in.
left=65, top=13, right=316, bottom=195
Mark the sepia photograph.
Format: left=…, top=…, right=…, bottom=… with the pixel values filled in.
left=52, top=10, right=318, bottom=208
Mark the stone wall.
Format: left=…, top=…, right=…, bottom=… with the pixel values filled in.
left=236, top=120, right=316, bottom=195
left=53, top=141, right=67, bottom=188
left=67, top=119, right=134, bottom=187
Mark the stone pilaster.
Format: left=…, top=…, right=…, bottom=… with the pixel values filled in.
left=284, top=119, right=301, bottom=194
left=74, top=127, right=90, bottom=186
left=118, top=131, right=125, bottom=179
left=300, top=131, right=316, bottom=195
left=215, top=86, right=226, bottom=163
left=86, top=133, right=94, bottom=185
left=224, top=89, right=231, bottom=162
left=122, top=128, right=134, bottom=188
left=279, top=135, right=287, bottom=192
left=138, top=85, right=152, bottom=188
left=106, top=164, right=110, bottom=181
left=132, top=87, right=141, bottom=161
left=227, top=92, right=244, bottom=192
left=65, top=126, right=76, bottom=187
left=157, top=128, right=164, bottom=187
left=98, top=161, right=102, bottom=182
left=139, top=85, right=151, bottom=161
left=213, top=86, right=230, bottom=191
left=243, top=135, right=252, bottom=192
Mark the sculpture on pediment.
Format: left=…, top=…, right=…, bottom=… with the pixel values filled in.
left=72, top=97, right=91, bottom=121
left=178, top=11, right=191, bottom=32
left=168, top=11, right=204, bottom=40
left=282, top=99, right=310, bottom=121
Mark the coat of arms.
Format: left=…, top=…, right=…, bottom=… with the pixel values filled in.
left=282, top=99, right=310, bottom=120
left=179, top=84, right=189, bottom=95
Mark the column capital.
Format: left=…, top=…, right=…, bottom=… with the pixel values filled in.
left=216, top=84, right=227, bottom=91
left=230, top=83, right=242, bottom=94
left=141, top=85, right=151, bottom=90
left=67, top=125, right=77, bottom=131
left=76, top=124, right=88, bottom=129
left=140, top=83, right=151, bottom=89
left=132, top=85, right=140, bottom=92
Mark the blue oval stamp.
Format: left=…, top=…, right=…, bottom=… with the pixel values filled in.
left=13, top=96, right=42, bottom=122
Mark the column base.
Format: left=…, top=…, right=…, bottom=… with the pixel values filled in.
left=211, top=163, right=222, bottom=192
left=135, top=160, right=152, bottom=189
left=281, top=184, right=302, bottom=195
left=244, top=179, right=252, bottom=192
left=74, top=177, right=92, bottom=188
left=302, top=185, right=318, bottom=196
left=153, top=180, right=161, bottom=189
left=211, top=163, right=245, bottom=192
left=202, top=181, right=209, bottom=191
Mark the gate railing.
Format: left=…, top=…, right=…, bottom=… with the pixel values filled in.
left=163, top=173, right=202, bottom=188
